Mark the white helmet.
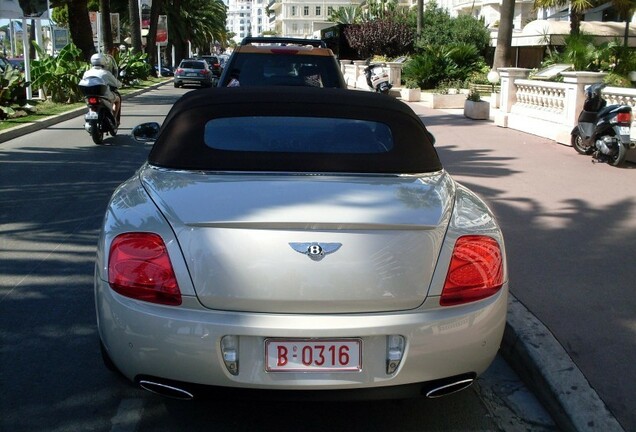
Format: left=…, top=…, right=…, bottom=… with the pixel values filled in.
left=90, top=53, right=107, bottom=68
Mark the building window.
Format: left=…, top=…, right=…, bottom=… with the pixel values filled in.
left=328, top=6, right=333, bottom=16
left=292, top=23, right=298, bottom=32
left=291, top=6, right=296, bottom=16
left=304, top=23, right=310, bottom=33
left=303, top=6, right=309, bottom=16
left=316, top=6, right=321, bottom=16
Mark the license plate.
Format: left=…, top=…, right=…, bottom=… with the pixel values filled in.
left=265, top=338, right=362, bottom=372
left=85, top=111, right=98, bottom=120
left=186, top=73, right=198, bottom=77
left=619, top=126, right=630, bottom=135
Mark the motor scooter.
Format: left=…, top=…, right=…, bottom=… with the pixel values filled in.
left=571, top=82, right=635, bottom=166
left=78, top=76, right=118, bottom=145
left=364, top=62, right=392, bottom=95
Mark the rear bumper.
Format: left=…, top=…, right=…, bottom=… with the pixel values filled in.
left=96, top=280, right=507, bottom=393
left=174, top=76, right=211, bottom=85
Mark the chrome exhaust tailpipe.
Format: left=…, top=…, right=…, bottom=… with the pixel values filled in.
left=138, top=380, right=194, bottom=400
left=425, top=378, right=474, bottom=398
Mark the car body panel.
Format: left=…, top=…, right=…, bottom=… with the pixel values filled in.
left=96, top=283, right=507, bottom=389
left=95, top=87, right=508, bottom=397
left=139, top=168, right=455, bottom=313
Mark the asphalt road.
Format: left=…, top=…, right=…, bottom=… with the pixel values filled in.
left=0, top=84, right=557, bottom=431
left=406, top=102, right=636, bottom=432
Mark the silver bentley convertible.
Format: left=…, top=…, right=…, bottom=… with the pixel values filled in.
left=95, top=87, right=508, bottom=400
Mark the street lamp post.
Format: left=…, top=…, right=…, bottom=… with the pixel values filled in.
left=487, top=70, right=500, bottom=109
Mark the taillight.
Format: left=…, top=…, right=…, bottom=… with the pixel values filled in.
left=176, top=68, right=184, bottom=74
left=87, top=96, right=100, bottom=105
left=616, top=112, right=632, bottom=124
left=201, top=69, right=209, bottom=75
left=108, top=233, right=182, bottom=306
left=440, top=235, right=503, bottom=306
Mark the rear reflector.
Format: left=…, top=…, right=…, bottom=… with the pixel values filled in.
left=108, top=233, right=182, bottom=306
left=440, top=236, right=503, bottom=306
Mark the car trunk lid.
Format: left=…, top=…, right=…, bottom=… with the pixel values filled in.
left=141, top=169, right=455, bottom=313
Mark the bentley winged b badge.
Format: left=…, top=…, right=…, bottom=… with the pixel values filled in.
left=289, top=242, right=342, bottom=261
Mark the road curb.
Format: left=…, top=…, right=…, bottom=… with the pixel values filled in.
left=0, top=80, right=171, bottom=144
left=501, top=295, right=625, bottom=432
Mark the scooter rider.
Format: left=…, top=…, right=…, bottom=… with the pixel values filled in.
left=82, top=53, right=122, bottom=125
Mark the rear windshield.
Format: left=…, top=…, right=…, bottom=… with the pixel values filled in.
left=148, top=87, right=442, bottom=174
left=205, top=117, right=393, bottom=153
left=221, top=53, right=342, bottom=88
left=180, top=61, right=205, bottom=69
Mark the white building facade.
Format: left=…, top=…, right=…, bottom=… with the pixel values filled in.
left=226, top=0, right=364, bottom=43
left=267, top=0, right=361, bottom=38
left=226, top=0, right=258, bottom=43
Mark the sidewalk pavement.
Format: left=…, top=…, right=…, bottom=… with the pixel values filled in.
left=0, top=84, right=625, bottom=432
left=406, top=99, right=625, bottom=432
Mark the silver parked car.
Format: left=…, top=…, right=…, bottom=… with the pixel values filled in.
left=95, top=87, right=508, bottom=400
left=173, top=58, right=213, bottom=88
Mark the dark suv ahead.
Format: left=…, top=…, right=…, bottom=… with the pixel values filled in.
left=198, top=55, right=222, bottom=79
left=217, top=37, right=346, bottom=88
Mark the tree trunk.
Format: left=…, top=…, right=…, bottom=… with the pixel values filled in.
left=67, top=0, right=97, bottom=61
left=100, top=0, right=114, bottom=54
left=145, top=0, right=164, bottom=66
left=416, top=0, right=422, bottom=36
left=569, top=9, right=581, bottom=36
left=128, top=0, right=143, bottom=53
left=172, top=0, right=186, bottom=64
left=492, top=0, right=515, bottom=70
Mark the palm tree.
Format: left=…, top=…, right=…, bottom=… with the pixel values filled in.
left=99, top=0, right=114, bottom=54
left=493, top=0, right=515, bottom=69
left=164, top=0, right=226, bottom=63
left=329, top=6, right=361, bottom=24
left=613, top=0, right=636, bottom=46
left=128, top=0, right=142, bottom=53
left=145, top=0, right=163, bottom=65
left=533, top=0, right=593, bottom=35
left=64, top=0, right=96, bottom=61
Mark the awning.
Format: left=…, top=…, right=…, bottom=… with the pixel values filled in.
left=510, top=20, right=636, bottom=47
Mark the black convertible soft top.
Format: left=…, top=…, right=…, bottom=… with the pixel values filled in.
left=148, top=87, right=442, bottom=174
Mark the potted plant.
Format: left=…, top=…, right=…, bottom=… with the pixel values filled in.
left=464, top=89, right=490, bottom=120
left=400, top=79, right=421, bottom=102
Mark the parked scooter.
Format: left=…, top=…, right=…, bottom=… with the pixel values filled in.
left=364, top=62, right=392, bottom=95
left=78, top=76, right=118, bottom=145
left=571, top=82, right=635, bottom=166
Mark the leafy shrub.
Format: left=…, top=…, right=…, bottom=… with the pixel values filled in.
left=0, top=66, right=30, bottom=119
left=416, top=2, right=491, bottom=57
left=30, top=43, right=88, bottom=103
left=466, top=88, right=481, bottom=102
left=114, top=50, right=151, bottom=86
left=604, top=72, right=632, bottom=88
left=344, top=16, right=415, bottom=59
left=402, top=43, right=484, bottom=89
